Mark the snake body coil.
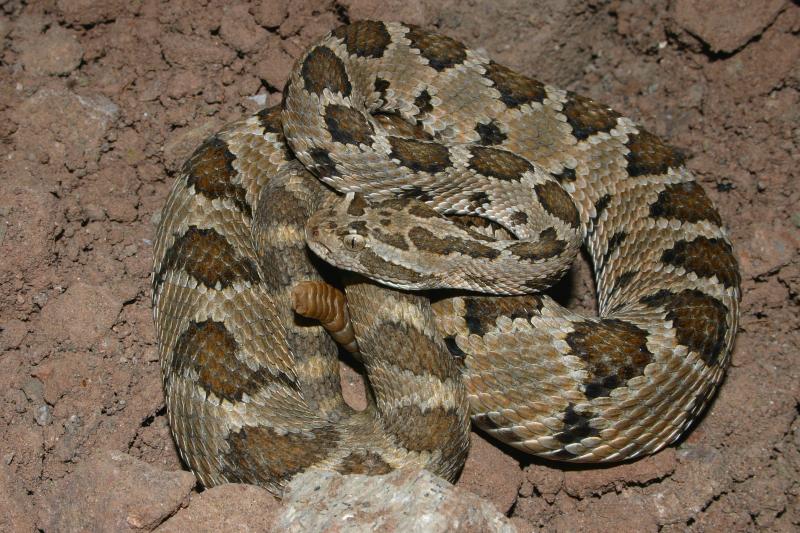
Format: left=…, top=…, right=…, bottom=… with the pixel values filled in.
left=153, top=21, right=740, bottom=495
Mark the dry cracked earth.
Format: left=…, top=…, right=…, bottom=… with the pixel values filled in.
left=1, top=0, right=799, bottom=531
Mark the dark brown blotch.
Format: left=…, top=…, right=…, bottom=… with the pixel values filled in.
left=406, top=26, right=467, bottom=71
left=335, top=451, right=393, bottom=475
left=566, top=318, right=653, bottom=399
left=522, top=269, right=566, bottom=291
left=649, top=181, right=722, bottom=225
left=640, top=289, right=730, bottom=366
left=359, top=249, right=425, bottom=282
left=469, top=146, right=534, bottom=181
left=184, top=137, right=251, bottom=217
left=407, top=201, right=439, bottom=219
left=256, top=105, right=283, bottom=134
left=375, top=321, right=457, bottom=380
left=332, top=21, right=391, bottom=58
left=484, top=61, right=546, bottom=108
left=301, top=46, right=352, bottom=97
left=625, top=129, right=686, bottom=177
left=562, top=92, right=621, bottom=141
left=594, top=194, right=612, bottom=218
left=171, top=319, right=299, bottom=404
left=373, top=228, right=410, bottom=250
left=223, top=424, right=339, bottom=484
left=346, top=220, right=369, bottom=235
left=508, top=227, right=567, bottom=261
left=408, top=226, right=501, bottom=259
left=374, top=113, right=434, bottom=141
left=587, top=194, right=612, bottom=237
left=373, top=198, right=410, bottom=212
left=554, top=404, right=599, bottom=445
left=324, top=104, right=374, bottom=145
left=388, top=136, right=451, bottom=173
left=414, top=89, right=433, bottom=116
left=463, top=296, right=543, bottom=336
left=661, top=236, right=740, bottom=289
left=395, top=185, right=435, bottom=202
left=609, top=270, right=637, bottom=298
left=309, top=148, right=341, bottom=179
left=346, top=194, right=369, bottom=216
left=256, top=246, right=293, bottom=291
left=553, top=167, right=576, bottom=184
left=374, top=78, right=391, bottom=103
left=600, top=231, right=628, bottom=272
left=451, top=215, right=507, bottom=241
left=387, top=404, right=466, bottom=454
left=534, top=181, right=580, bottom=228
left=465, top=191, right=490, bottom=213
left=510, top=211, right=529, bottom=226
left=157, top=226, right=259, bottom=289
left=475, top=121, right=507, bottom=146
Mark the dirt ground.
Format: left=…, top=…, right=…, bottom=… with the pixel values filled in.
left=1, top=0, right=798, bottom=531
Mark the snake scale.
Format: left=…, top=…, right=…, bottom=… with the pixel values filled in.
left=152, top=21, right=741, bottom=496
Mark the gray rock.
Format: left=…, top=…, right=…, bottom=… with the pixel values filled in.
left=34, top=404, right=52, bottom=426
left=276, top=467, right=516, bottom=532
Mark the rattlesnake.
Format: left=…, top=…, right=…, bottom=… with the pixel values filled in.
left=152, top=21, right=740, bottom=496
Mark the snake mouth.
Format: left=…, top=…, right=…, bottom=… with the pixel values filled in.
left=305, top=218, right=328, bottom=254
left=305, top=236, right=332, bottom=261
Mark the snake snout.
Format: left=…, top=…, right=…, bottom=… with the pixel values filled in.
left=305, top=213, right=324, bottom=242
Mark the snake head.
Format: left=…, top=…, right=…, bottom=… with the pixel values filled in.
left=306, top=193, right=369, bottom=268
left=305, top=193, right=438, bottom=290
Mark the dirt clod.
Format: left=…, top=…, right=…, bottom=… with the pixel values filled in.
left=41, top=450, right=195, bottom=532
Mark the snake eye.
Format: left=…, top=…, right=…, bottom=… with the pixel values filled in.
left=343, top=233, right=366, bottom=251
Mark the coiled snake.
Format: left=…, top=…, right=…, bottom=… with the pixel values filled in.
left=152, top=21, right=740, bottom=495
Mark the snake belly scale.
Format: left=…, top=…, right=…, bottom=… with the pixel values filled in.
left=152, top=20, right=740, bottom=495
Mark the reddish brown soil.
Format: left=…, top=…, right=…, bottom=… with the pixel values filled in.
left=1, top=1, right=798, bottom=531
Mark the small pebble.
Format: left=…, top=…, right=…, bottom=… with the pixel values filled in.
left=32, top=292, right=49, bottom=308
left=65, top=414, right=82, bottom=434
left=35, top=404, right=53, bottom=426
left=248, top=93, right=268, bottom=106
